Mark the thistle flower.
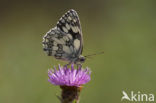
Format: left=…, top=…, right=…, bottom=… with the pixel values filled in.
left=48, top=64, right=91, bottom=103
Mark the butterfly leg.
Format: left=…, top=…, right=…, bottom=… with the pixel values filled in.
left=64, top=62, right=72, bottom=68
left=76, top=63, right=82, bottom=69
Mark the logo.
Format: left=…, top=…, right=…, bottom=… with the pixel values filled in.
left=121, top=91, right=154, bottom=102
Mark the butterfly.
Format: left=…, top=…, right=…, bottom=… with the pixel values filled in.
left=42, top=9, right=85, bottom=65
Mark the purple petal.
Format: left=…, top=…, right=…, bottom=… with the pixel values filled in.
left=48, top=64, right=91, bottom=87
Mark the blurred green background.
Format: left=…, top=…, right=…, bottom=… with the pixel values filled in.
left=0, top=0, right=156, bottom=103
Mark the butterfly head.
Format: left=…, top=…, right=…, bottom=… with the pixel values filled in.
left=78, top=55, right=86, bottom=63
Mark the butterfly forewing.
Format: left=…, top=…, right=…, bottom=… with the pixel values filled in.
left=43, top=9, right=83, bottom=62
left=57, top=9, right=83, bottom=55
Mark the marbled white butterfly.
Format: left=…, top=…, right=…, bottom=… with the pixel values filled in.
left=42, top=9, right=85, bottom=65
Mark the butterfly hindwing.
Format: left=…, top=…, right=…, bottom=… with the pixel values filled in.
left=43, top=9, right=83, bottom=62
left=43, top=28, right=73, bottom=59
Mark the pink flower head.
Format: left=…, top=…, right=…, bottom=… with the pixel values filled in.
left=48, top=64, right=91, bottom=87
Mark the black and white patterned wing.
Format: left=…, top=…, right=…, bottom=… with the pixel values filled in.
left=42, top=9, right=83, bottom=61
left=57, top=9, right=83, bottom=56
left=43, top=28, right=67, bottom=58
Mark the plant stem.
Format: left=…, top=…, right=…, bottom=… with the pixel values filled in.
left=60, top=86, right=82, bottom=103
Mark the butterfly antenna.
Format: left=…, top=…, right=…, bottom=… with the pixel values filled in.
left=84, top=51, right=104, bottom=58
left=85, top=56, right=92, bottom=60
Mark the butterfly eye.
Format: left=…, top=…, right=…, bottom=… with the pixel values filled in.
left=79, top=57, right=85, bottom=63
